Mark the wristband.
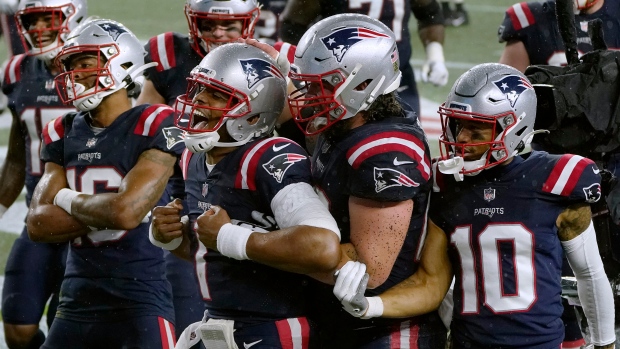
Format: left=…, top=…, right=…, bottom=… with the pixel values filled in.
left=216, top=223, right=252, bottom=260
left=53, top=188, right=80, bottom=215
left=425, top=41, right=445, bottom=62
left=148, top=216, right=186, bottom=250
left=361, top=296, right=384, bottom=319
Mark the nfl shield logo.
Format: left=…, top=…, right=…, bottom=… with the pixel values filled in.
left=85, top=138, right=97, bottom=148
left=580, top=21, right=588, bottom=32
left=483, top=188, right=495, bottom=202
left=45, top=80, right=55, bottom=90
left=202, top=183, right=208, bottom=197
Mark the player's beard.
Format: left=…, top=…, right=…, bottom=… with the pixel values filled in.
left=324, top=117, right=355, bottom=144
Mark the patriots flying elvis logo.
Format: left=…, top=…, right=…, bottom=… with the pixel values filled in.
left=262, top=153, right=306, bottom=183
left=321, top=27, right=390, bottom=62
left=239, top=58, right=284, bottom=89
left=374, top=167, right=418, bottom=193
left=493, top=75, right=533, bottom=108
left=97, top=22, right=127, bottom=41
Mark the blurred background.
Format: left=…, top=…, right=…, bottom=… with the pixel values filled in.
left=0, top=0, right=520, bottom=346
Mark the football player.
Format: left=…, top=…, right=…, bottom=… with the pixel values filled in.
left=26, top=19, right=183, bottom=348
left=279, top=0, right=448, bottom=117
left=335, top=63, right=616, bottom=349
left=281, top=13, right=448, bottom=348
left=149, top=42, right=341, bottom=349
left=0, top=1, right=86, bottom=348
left=498, top=0, right=620, bottom=72
left=135, top=0, right=264, bottom=335
left=498, top=1, right=620, bottom=346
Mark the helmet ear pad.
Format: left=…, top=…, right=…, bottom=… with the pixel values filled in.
left=438, top=63, right=538, bottom=175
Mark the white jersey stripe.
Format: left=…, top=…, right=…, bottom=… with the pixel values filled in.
left=512, top=3, right=531, bottom=29
left=550, top=155, right=584, bottom=195
left=287, top=318, right=303, bottom=349
left=163, top=319, right=175, bottom=349
left=156, top=34, right=171, bottom=71
left=46, top=119, right=61, bottom=142
left=141, top=106, right=168, bottom=136
left=400, top=320, right=412, bottom=348
left=8, top=55, right=21, bottom=84
left=239, top=137, right=277, bottom=189
left=347, top=137, right=430, bottom=177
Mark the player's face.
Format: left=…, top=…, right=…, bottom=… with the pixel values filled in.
left=190, top=84, right=230, bottom=130
left=304, top=79, right=337, bottom=133
left=198, top=19, right=243, bottom=43
left=66, top=53, right=105, bottom=90
left=22, top=12, right=63, bottom=48
left=454, top=118, right=495, bottom=161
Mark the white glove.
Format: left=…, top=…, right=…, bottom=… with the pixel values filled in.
left=333, top=261, right=383, bottom=319
left=421, top=42, right=449, bottom=87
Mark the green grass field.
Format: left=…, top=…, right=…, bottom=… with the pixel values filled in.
left=0, top=0, right=519, bottom=343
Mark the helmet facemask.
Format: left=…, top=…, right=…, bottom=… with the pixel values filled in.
left=16, top=3, right=75, bottom=60
left=574, top=0, right=601, bottom=12
left=175, top=74, right=253, bottom=153
left=438, top=106, right=520, bottom=176
left=55, top=45, right=125, bottom=111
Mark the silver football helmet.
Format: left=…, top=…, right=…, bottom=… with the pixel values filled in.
left=437, top=63, right=537, bottom=178
left=184, top=0, right=260, bottom=55
left=174, top=43, right=287, bottom=153
left=54, top=19, right=152, bottom=111
left=15, top=0, right=87, bottom=61
left=288, top=13, right=402, bottom=135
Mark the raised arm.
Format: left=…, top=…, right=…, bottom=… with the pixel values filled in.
left=499, top=40, right=531, bottom=73
left=136, top=78, right=166, bottom=106
left=557, top=203, right=615, bottom=349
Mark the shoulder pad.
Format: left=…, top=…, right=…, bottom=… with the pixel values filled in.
left=542, top=154, right=599, bottom=199
left=3, top=54, right=26, bottom=86
left=506, top=2, right=537, bottom=30
left=346, top=130, right=430, bottom=181
left=235, top=137, right=304, bottom=190
left=148, top=32, right=178, bottom=72
left=134, top=104, right=174, bottom=137
left=42, top=112, right=77, bottom=145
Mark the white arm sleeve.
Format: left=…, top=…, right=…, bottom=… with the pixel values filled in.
left=271, top=182, right=340, bottom=240
left=561, top=221, right=616, bottom=346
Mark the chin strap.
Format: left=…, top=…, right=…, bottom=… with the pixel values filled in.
left=437, top=156, right=489, bottom=181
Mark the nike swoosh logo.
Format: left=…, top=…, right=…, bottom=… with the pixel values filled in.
left=273, top=143, right=290, bottom=152
left=244, top=339, right=263, bottom=349
left=393, top=157, right=414, bottom=166
left=593, top=167, right=601, bottom=174
left=315, top=57, right=330, bottom=62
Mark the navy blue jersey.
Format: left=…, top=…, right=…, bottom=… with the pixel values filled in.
left=255, top=0, right=287, bottom=44
left=498, top=0, right=620, bottom=66
left=143, top=32, right=203, bottom=106
left=429, top=151, right=602, bottom=349
left=308, top=111, right=434, bottom=333
left=180, top=137, right=313, bottom=322
left=2, top=53, right=75, bottom=205
left=1, top=13, right=26, bottom=56
left=39, top=104, right=185, bottom=322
